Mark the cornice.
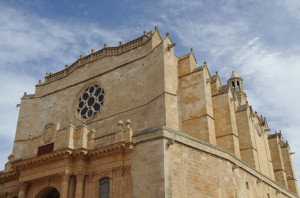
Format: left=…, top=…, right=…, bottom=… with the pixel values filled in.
left=0, top=170, right=19, bottom=183
left=10, top=142, right=134, bottom=170
left=12, top=148, right=74, bottom=169
left=39, top=31, right=154, bottom=85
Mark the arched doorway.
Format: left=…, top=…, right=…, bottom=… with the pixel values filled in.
left=35, top=187, right=60, bottom=198
left=46, top=189, right=60, bottom=198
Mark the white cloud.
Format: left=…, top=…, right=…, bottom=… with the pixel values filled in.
left=0, top=4, right=136, bottom=170
left=152, top=0, right=300, bottom=189
left=282, top=0, right=300, bottom=19
left=0, top=5, right=133, bottom=76
left=0, top=0, right=300, bottom=191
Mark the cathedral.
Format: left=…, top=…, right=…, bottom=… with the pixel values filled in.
left=0, top=27, right=299, bottom=198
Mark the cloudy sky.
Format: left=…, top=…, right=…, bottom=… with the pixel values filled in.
left=0, top=0, right=299, bottom=188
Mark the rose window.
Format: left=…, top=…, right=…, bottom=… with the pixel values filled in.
left=77, top=84, right=104, bottom=119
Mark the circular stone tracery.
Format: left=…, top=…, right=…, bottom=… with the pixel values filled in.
left=77, top=84, right=104, bottom=119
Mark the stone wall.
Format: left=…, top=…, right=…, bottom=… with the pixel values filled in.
left=133, top=127, right=298, bottom=198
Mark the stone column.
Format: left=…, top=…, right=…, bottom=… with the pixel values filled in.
left=75, top=173, right=85, bottom=198
left=18, top=182, right=28, bottom=198
left=60, top=173, right=70, bottom=198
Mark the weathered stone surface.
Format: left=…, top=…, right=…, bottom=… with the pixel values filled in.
left=0, top=27, right=298, bottom=197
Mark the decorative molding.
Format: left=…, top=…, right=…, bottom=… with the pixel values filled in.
left=88, top=142, right=127, bottom=157
left=113, top=166, right=123, bottom=176
left=12, top=148, right=74, bottom=169
left=95, top=133, right=116, bottom=145
left=112, top=165, right=131, bottom=176
left=59, top=168, right=71, bottom=182
left=42, top=31, right=154, bottom=84
left=76, top=171, right=88, bottom=182
left=11, top=142, right=133, bottom=170
left=0, top=170, right=19, bottom=183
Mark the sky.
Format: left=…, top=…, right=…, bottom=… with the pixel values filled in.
left=0, top=0, right=300, bottom=190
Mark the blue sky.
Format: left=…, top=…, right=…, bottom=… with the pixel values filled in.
left=0, top=0, right=300, bottom=189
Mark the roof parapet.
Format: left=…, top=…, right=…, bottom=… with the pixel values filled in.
left=43, top=30, right=155, bottom=84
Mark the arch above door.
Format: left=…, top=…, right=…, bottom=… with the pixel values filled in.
left=35, top=187, right=60, bottom=198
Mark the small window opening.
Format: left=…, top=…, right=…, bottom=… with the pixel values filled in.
left=232, top=81, right=235, bottom=90
left=246, top=182, right=249, bottom=190
left=237, top=81, right=240, bottom=89
left=267, top=193, right=270, bottom=198
left=99, top=177, right=110, bottom=198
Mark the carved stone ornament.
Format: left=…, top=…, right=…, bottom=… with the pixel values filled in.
left=43, top=122, right=55, bottom=144
left=113, top=166, right=124, bottom=176
left=113, top=165, right=131, bottom=176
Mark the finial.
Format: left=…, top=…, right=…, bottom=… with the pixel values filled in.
left=38, top=79, right=42, bottom=83
left=216, top=71, right=219, bottom=75
left=91, top=49, right=95, bottom=53
left=125, top=119, right=131, bottom=125
left=166, top=33, right=169, bottom=37
left=46, top=72, right=49, bottom=76
left=118, top=120, right=124, bottom=126
left=155, top=26, right=158, bottom=31
left=249, top=106, right=253, bottom=114
left=125, top=119, right=132, bottom=131
left=255, top=111, right=257, bottom=114
left=119, top=41, right=123, bottom=46
left=190, top=48, right=193, bottom=52
left=143, top=30, right=146, bottom=35
left=80, top=55, right=83, bottom=58
left=104, top=43, right=107, bottom=48
left=118, top=120, right=124, bottom=132
left=204, top=61, right=207, bottom=65
left=23, top=92, right=27, bottom=96
left=65, top=64, right=68, bottom=69
left=89, top=129, right=96, bottom=139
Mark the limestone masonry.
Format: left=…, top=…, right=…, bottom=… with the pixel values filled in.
left=0, top=27, right=299, bottom=198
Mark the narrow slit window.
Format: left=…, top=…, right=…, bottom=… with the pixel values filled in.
left=99, top=177, right=110, bottom=198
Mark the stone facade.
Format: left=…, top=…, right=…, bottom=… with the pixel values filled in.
left=0, top=27, right=299, bottom=198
